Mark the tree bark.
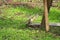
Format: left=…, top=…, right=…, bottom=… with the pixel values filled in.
left=47, top=0, right=53, bottom=12
left=41, top=0, right=53, bottom=27
left=41, top=0, right=49, bottom=32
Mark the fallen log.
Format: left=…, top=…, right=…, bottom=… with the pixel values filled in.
left=28, top=23, right=60, bottom=27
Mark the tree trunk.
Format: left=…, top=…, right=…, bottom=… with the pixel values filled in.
left=41, top=0, right=49, bottom=32
left=47, top=0, right=53, bottom=12
left=41, top=0, right=53, bottom=27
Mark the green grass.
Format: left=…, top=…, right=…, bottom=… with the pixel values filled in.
left=0, top=27, right=60, bottom=40
left=0, top=5, right=60, bottom=40
left=0, top=28, right=44, bottom=40
left=49, top=7, right=60, bottom=23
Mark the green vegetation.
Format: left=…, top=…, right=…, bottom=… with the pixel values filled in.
left=0, top=5, right=60, bottom=40
left=49, top=7, right=60, bottom=22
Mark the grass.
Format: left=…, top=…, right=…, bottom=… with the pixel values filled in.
left=0, top=5, right=60, bottom=40
left=49, top=7, right=60, bottom=23
left=0, top=28, right=44, bottom=40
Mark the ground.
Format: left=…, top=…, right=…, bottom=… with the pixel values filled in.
left=0, top=5, right=60, bottom=40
